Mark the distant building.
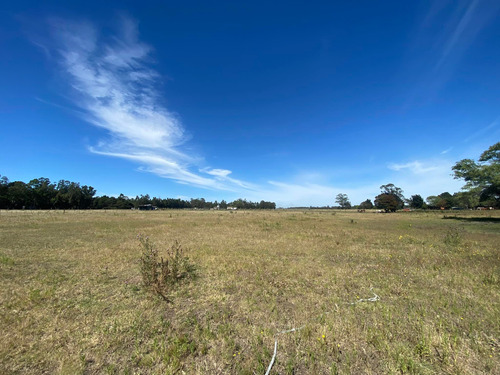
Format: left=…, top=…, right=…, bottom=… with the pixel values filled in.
left=139, top=204, right=157, bottom=211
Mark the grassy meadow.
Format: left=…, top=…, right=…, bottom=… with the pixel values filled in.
left=0, top=209, right=499, bottom=374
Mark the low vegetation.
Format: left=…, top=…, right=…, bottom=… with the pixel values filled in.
left=138, top=235, right=196, bottom=301
left=0, top=209, right=499, bottom=374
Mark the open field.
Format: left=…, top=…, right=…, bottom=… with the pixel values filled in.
left=1, top=209, right=499, bottom=374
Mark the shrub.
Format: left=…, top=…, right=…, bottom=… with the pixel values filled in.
left=443, top=228, right=462, bottom=248
left=138, top=234, right=196, bottom=300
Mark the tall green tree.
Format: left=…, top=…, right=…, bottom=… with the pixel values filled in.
left=29, top=178, right=56, bottom=209
left=408, top=194, right=424, bottom=209
left=426, top=195, right=440, bottom=209
left=426, top=193, right=456, bottom=209
left=7, top=181, right=32, bottom=209
left=335, top=193, right=351, bottom=209
left=452, top=142, right=500, bottom=207
left=375, top=183, right=405, bottom=212
left=375, top=194, right=399, bottom=212
left=437, top=192, right=455, bottom=209
left=380, top=184, right=405, bottom=203
left=453, top=190, right=480, bottom=209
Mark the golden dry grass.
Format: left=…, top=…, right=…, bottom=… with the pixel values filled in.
left=0, top=209, right=499, bottom=374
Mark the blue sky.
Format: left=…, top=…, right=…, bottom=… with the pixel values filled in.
left=1, top=0, right=499, bottom=207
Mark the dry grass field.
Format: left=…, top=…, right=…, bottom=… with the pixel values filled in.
left=0, top=209, right=499, bottom=374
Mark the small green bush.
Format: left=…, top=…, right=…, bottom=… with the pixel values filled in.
left=138, top=234, right=196, bottom=300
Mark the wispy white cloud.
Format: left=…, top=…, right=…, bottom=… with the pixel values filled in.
left=45, top=16, right=379, bottom=205
left=440, top=147, right=453, bottom=155
left=53, top=17, right=183, bottom=150
left=387, top=158, right=463, bottom=198
left=426, top=0, right=499, bottom=74
left=464, top=117, right=498, bottom=143
left=434, top=0, right=480, bottom=72
left=199, top=167, right=259, bottom=190
left=387, top=161, right=439, bottom=174
left=239, top=180, right=382, bottom=208
left=203, top=168, right=233, bottom=178
left=43, top=15, right=467, bottom=207
left=403, top=0, right=500, bottom=106
left=47, top=15, right=256, bottom=192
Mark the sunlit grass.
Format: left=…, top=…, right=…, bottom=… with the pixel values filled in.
left=0, top=209, right=499, bottom=374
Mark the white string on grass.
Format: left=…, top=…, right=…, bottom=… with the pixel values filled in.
left=348, top=288, right=380, bottom=305
left=263, top=289, right=380, bottom=375
left=264, top=326, right=305, bottom=375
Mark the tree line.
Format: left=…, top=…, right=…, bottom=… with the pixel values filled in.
left=1, top=142, right=497, bottom=211
left=336, top=184, right=489, bottom=212
left=0, top=176, right=276, bottom=210
left=335, top=142, right=499, bottom=211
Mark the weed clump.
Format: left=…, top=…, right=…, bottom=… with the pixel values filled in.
left=443, top=227, right=462, bottom=248
left=138, top=234, right=196, bottom=300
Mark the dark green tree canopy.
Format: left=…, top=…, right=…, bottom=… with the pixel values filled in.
left=452, top=142, right=500, bottom=207
left=375, top=183, right=404, bottom=212
left=409, top=194, right=424, bottom=209
left=380, top=183, right=405, bottom=201
left=453, top=190, right=479, bottom=209
left=359, top=199, right=374, bottom=209
left=426, top=192, right=457, bottom=209
left=375, top=194, right=399, bottom=212
left=0, top=174, right=275, bottom=210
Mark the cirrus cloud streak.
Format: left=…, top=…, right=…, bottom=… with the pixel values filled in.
left=48, top=15, right=252, bottom=192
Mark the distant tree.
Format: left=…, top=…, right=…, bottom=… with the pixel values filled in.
left=375, top=194, right=399, bottom=212
left=190, top=198, right=207, bottom=209
left=93, top=195, right=110, bottom=209
left=7, top=181, right=32, bottom=209
left=136, top=194, right=151, bottom=207
left=408, top=194, right=424, bottom=209
left=226, top=198, right=274, bottom=209
left=453, top=190, right=480, bottom=209
left=219, top=200, right=228, bottom=209
left=80, top=185, right=96, bottom=209
left=0, top=175, right=10, bottom=208
left=50, top=180, right=95, bottom=209
left=437, top=192, right=456, bottom=209
left=452, top=142, right=500, bottom=208
left=53, top=180, right=71, bottom=209
left=359, top=199, right=373, bottom=209
left=375, top=183, right=404, bottom=212
left=230, top=198, right=248, bottom=209
left=28, top=178, right=56, bottom=209
left=151, top=196, right=163, bottom=208
left=380, top=184, right=405, bottom=203
left=335, top=193, right=351, bottom=209
left=426, top=192, right=456, bottom=209
left=426, top=195, right=440, bottom=209
left=259, top=200, right=276, bottom=209
left=116, top=194, right=133, bottom=209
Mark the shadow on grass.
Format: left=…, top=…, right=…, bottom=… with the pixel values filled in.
left=442, top=215, right=500, bottom=223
